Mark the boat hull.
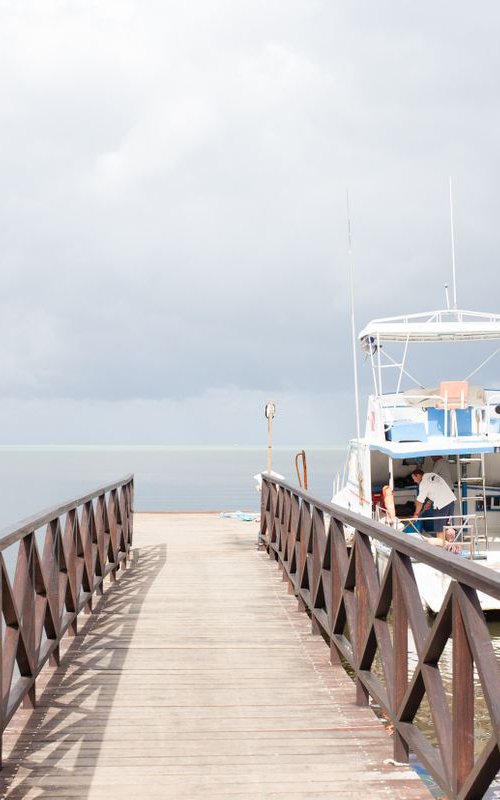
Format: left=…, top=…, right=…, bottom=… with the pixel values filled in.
left=374, top=543, right=500, bottom=613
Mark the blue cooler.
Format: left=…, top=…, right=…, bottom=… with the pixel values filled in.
left=403, top=519, right=423, bottom=534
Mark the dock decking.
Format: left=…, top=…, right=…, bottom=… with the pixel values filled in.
left=1, top=513, right=432, bottom=799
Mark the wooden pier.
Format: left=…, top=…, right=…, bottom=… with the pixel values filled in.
left=1, top=510, right=430, bottom=799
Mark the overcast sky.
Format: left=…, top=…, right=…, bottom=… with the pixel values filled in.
left=1, top=0, right=500, bottom=445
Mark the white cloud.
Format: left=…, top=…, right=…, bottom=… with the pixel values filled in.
left=0, top=305, right=63, bottom=390
left=0, top=1, right=500, bottom=441
left=93, top=95, right=221, bottom=189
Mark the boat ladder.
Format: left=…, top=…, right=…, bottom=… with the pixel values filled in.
left=456, top=452, right=488, bottom=552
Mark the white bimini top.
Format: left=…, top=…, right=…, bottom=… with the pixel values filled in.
left=359, top=308, right=500, bottom=343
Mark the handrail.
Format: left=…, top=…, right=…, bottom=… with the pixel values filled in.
left=260, top=474, right=500, bottom=799
left=375, top=507, right=481, bottom=558
left=0, top=474, right=134, bottom=765
left=264, top=474, right=500, bottom=599
left=0, top=473, right=134, bottom=552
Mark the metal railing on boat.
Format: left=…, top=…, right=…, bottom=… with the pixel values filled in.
left=373, top=506, right=485, bottom=558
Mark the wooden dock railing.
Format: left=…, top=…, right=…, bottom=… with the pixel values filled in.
left=261, top=474, right=500, bottom=800
left=0, top=474, right=134, bottom=765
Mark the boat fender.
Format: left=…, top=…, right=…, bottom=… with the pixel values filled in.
left=382, top=485, right=396, bottom=521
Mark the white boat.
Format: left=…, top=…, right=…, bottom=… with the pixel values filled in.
left=332, top=307, right=500, bottom=613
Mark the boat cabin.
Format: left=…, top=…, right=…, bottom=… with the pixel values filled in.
left=333, top=308, right=500, bottom=554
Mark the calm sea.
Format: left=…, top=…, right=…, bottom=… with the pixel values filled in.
left=0, top=445, right=346, bottom=531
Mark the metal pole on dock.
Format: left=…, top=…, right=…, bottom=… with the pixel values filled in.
left=265, top=401, right=276, bottom=473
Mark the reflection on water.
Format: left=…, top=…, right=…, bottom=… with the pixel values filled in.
left=366, top=613, right=500, bottom=798
left=410, top=613, right=500, bottom=753
left=369, top=610, right=500, bottom=755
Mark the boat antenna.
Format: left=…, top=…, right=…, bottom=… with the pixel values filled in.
left=449, top=176, right=458, bottom=309
left=444, top=282, right=450, bottom=310
left=346, top=189, right=361, bottom=440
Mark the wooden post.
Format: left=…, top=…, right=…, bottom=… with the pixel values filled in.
left=452, top=590, right=474, bottom=794
left=49, top=645, right=60, bottom=667
left=355, top=534, right=369, bottom=706
left=311, top=508, right=323, bottom=636
left=330, top=519, right=343, bottom=666
left=23, top=683, right=36, bottom=710
left=258, top=478, right=266, bottom=548
left=393, top=561, right=409, bottom=763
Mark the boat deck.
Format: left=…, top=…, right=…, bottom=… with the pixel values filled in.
left=1, top=513, right=431, bottom=799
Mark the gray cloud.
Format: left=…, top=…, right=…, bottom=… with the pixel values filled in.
left=1, top=1, right=500, bottom=441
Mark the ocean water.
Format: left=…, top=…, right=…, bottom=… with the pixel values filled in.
left=0, top=445, right=346, bottom=532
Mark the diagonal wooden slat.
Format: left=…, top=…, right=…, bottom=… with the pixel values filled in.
left=451, top=585, right=474, bottom=795
left=286, top=493, right=300, bottom=586
left=297, top=503, right=311, bottom=596
left=398, top=722, right=449, bottom=793
left=374, top=549, right=393, bottom=618
left=1, top=560, right=34, bottom=705
left=281, top=489, right=292, bottom=567
left=398, top=584, right=453, bottom=724
left=80, top=502, right=94, bottom=592
left=108, top=490, right=119, bottom=562
left=312, top=508, right=326, bottom=598
left=41, top=520, right=61, bottom=642
left=31, top=537, right=49, bottom=666
left=394, top=553, right=430, bottom=652
left=94, top=495, right=106, bottom=579
left=395, top=556, right=453, bottom=785
left=355, top=531, right=394, bottom=692
left=330, top=517, right=346, bottom=641
left=267, top=482, right=277, bottom=549
left=392, top=555, right=409, bottom=763
left=457, top=736, right=500, bottom=800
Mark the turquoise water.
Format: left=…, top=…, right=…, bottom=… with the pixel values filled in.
left=0, top=445, right=345, bottom=531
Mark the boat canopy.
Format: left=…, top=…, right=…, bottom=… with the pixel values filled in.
left=368, top=439, right=498, bottom=459
left=359, top=309, right=500, bottom=344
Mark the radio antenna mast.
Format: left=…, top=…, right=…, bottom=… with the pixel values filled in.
left=449, top=176, right=458, bottom=309
left=346, top=190, right=361, bottom=440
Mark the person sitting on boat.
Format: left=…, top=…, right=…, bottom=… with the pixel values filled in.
left=410, top=467, right=456, bottom=535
